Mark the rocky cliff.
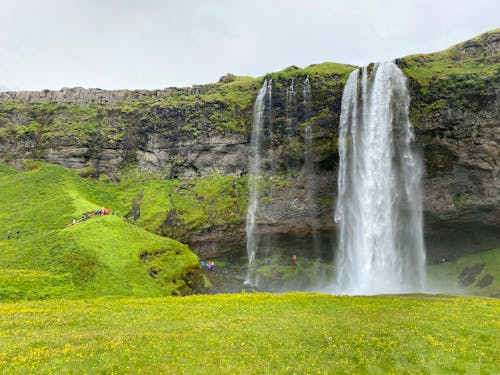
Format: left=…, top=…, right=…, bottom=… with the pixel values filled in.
left=0, top=29, right=499, bottom=261
left=399, top=29, right=500, bottom=261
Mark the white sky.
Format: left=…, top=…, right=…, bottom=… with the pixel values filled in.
left=0, top=0, right=498, bottom=91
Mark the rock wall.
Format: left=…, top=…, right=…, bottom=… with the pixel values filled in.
left=400, top=29, right=500, bottom=260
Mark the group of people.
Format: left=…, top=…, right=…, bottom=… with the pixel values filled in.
left=69, top=208, right=114, bottom=227
left=200, top=260, right=215, bottom=271
left=6, top=230, right=20, bottom=239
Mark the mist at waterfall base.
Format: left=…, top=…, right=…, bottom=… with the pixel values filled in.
left=237, top=64, right=426, bottom=294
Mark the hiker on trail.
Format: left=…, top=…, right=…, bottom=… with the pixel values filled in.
left=7, top=230, right=12, bottom=240
left=15, top=230, right=19, bottom=239
left=292, top=254, right=297, bottom=265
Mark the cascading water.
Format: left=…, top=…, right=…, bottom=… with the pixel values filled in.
left=246, top=79, right=271, bottom=285
left=286, top=78, right=297, bottom=135
left=334, top=61, right=426, bottom=295
left=302, top=75, right=312, bottom=120
left=303, top=76, right=314, bottom=203
left=266, top=79, right=274, bottom=168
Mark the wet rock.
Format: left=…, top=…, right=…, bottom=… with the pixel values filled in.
left=458, top=264, right=485, bottom=287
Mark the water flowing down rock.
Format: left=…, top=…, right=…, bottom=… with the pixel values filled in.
left=335, top=61, right=426, bottom=295
left=286, top=78, right=297, bottom=135
left=302, top=75, right=312, bottom=120
left=246, top=79, right=271, bottom=285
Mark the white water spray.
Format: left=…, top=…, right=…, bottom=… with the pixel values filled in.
left=335, top=62, right=426, bottom=295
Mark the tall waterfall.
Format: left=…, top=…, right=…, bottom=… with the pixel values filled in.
left=334, top=61, right=426, bottom=295
left=246, top=79, right=271, bottom=284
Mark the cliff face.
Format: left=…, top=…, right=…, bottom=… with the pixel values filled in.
left=0, top=30, right=499, bottom=260
left=399, top=29, right=500, bottom=260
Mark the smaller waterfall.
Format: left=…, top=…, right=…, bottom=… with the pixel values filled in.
left=304, top=126, right=319, bottom=252
left=303, top=77, right=320, bottom=260
left=303, top=76, right=314, bottom=203
left=246, top=79, right=271, bottom=285
left=285, top=78, right=297, bottom=135
left=302, top=75, right=312, bottom=120
left=265, top=79, right=275, bottom=170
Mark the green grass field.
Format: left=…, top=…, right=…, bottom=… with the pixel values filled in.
left=0, top=293, right=498, bottom=374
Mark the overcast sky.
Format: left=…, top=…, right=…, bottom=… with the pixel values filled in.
left=0, top=0, right=498, bottom=91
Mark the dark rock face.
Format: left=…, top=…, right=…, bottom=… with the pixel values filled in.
left=405, top=36, right=500, bottom=260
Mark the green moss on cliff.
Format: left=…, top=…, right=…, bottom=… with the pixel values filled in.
left=98, top=166, right=248, bottom=242
left=400, top=28, right=499, bottom=123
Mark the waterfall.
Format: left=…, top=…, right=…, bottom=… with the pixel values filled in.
left=334, top=61, right=426, bottom=295
left=304, top=125, right=321, bottom=262
left=266, top=79, right=274, bottom=170
left=246, top=79, right=271, bottom=285
left=302, top=75, right=320, bottom=255
left=286, top=78, right=297, bottom=135
left=303, top=76, right=314, bottom=205
left=303, top=75, right=312, bottom=120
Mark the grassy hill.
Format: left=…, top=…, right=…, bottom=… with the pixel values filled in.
left=0, top=162, right=202, bottom=300
left=428, top=247, right=500, bottom=298
left=0, top=293, right=498, bottom=374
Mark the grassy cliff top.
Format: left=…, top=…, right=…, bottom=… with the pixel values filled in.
left=400, top=28, right=500, bottom=87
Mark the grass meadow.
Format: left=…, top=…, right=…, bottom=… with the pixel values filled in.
left=0, top=293, right=499, bottom=374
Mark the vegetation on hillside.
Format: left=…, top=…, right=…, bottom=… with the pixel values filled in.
left=0, top=293, right=498, bottom=374
left=103, top=164, right=248, bottom=242
left=400, top=28, right=499, bottom=122
left=0, top=162, right=202, bottom=300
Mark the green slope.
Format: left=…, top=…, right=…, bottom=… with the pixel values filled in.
left=400, top=28, right=499, bottom=121
left=428, top=247, right=500, bottom=298
left=0, top=162, right=201, bottom=300
left=0, top=293, right=498, bottom=374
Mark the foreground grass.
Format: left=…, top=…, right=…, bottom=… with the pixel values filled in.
left=0, top=293, right=498, bottom=374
